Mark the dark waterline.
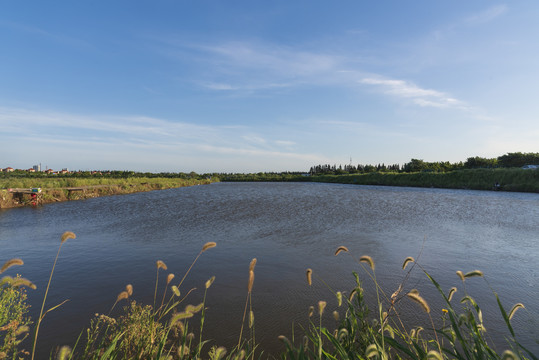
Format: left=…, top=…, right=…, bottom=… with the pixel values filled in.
left=1, top=182, right=538, bottom=356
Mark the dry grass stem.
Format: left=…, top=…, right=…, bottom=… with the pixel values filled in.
left=248, top=270, right=255, bottom=293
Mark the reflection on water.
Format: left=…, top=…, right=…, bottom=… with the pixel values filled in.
left=1, top=182, right=538, bottom=356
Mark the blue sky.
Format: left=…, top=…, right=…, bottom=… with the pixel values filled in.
left=1, top=1, right=538, bottom=172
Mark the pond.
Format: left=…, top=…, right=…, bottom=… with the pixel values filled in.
left=1, top=182, right=538, bottom=357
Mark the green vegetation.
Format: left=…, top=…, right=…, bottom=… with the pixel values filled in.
left=0, top=177, right=217, bottom=209
left=309, top=152, right=539, bottom=175
left=310, top=168, right=539, bottom=193
left=0, top=233, right=536, bottom=359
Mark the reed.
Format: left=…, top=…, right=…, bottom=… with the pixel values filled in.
left=31, top=231, right=75, bottom=360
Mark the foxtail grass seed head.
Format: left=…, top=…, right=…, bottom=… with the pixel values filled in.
left=303, top=335, right=309, bottom=348
left=56, top=345, right=72, bottom=360
left=333, top=311, right=339, bottom=322
left=172, top=286, right=180, bottom=297
left=0, top=258, right=24, bottom=274
left=306, top=268, right=312, bottom=286
left=116, top=291, right=129, bottom=302
left=61, top=231, right=76, bottom=243
left=360, top=255, right=375, bottom=271
left=502, top=350, right=518, bottom=360
left=202, top=241, right=217, bottom=252
left=308, top=306, right=314, bottom=317
left=391, top=284, right=403, bottom=302
left=334, top=246, right=349, bottom=256
left=213, top=347, right=227, bottom=360
left=349, top=288, right=358, bottom=302
left=278, top=335, right=292, bottom=348
left=336, top=291, right=342, bottom=307
left=508, top=303, right=525, bottom=320
left=234, top=350, right=246, bottom=360
left=249, top=310, right=254, bottom=328
left=407, top=289, right=430, bottom=313
left=456, top=270, right=465, bottom=281
left=464, top=270, right=484, bottom=278
left=166, top=273, right=175, bottom=285
left=248, top=270, right=255, bottom=292
left=318, top=301, right=327, bottom=316
left=0, top=276, right=14, bottom=287
left=365, top=344, right=379, bottom=359
left=126, top=284, right=133, bottom=296
left=427, top=350, right=443, bottom=360
left=447, top=287, right=457, bottom=302
left=249, top=258, right=257, bottom=272
left=402, top=257, right=414, bottom=270
left=15, top=325, right=29, bottom=336
left=11, top=277, right=36, bottom=289
left=205, top=276, right=215, bottom=289
left=156, top=260, right=167, bottom=271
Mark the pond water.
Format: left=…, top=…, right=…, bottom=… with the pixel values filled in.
left=1, top=182, right=538, bottom=357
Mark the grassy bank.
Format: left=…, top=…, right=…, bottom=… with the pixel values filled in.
left=309, top=168, right=539, bottom=193
left=0, top=177, right=216, bottom=209
left=0, top=232, right=535, bottom=359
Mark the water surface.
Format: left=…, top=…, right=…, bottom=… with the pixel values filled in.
left=1, top=182, right=537, bottom=356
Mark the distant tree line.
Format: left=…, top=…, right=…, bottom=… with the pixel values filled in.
left=309, top=152, right=539, bottom=175
left=0, top=170, right=210, bottom=180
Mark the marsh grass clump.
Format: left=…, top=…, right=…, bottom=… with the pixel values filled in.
left=279, top=248, right=535, bottom=360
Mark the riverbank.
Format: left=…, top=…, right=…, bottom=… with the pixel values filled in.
left=309, top=168, right=539, bottom=193
left=0, top=177, right=216, bottom=209
left=221, top=168, right=539, bottom=193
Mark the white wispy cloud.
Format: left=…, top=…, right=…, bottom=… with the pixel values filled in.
left=464, top=5, right=508, bottom=25
left=360, top=77, right=465, bottom=109
left=0, top=106, right=322, bottom=171
left=158, top=37, right=477, bottom=113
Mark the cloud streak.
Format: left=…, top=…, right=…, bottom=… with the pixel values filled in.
left=360, top=77, right=465, bottom=109
left=0, top=106, right=317, bottom=171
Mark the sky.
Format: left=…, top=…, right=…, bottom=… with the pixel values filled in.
left=1, top=1, right=538, bottom=173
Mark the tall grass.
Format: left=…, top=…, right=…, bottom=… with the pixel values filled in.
left=279, top=247, right=535, bottom=360
left=0, top=234, right=536, bottom=359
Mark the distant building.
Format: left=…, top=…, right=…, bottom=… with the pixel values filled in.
left=33, top=164, right=41, bottom=172
left=44, top=169, right=54, bottom=174
left=4, top=167, right=14, bottom=172
left=28, top=168, right=36, bottom=172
